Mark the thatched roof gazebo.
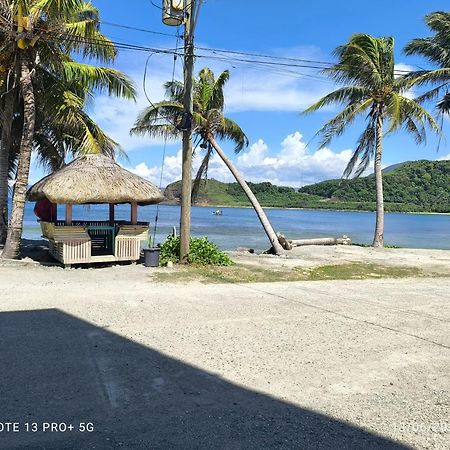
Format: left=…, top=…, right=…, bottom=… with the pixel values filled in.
left=27, top=154, right=164, bottom=266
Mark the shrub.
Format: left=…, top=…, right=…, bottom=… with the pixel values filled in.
left=159, top=236, right=232, bottom=266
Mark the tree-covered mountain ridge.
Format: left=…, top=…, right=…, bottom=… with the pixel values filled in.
left=163, top=160, right=450, bottom=213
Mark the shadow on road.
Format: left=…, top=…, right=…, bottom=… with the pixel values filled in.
left=0, top=309, right=409, bottom=449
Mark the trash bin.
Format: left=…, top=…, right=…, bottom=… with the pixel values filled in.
left=143, top=248, right=160, bottom=267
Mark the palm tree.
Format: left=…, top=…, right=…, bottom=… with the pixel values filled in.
left=303, top=34, right=439, bottom=247
left=405, top=11, right=450, bottom=115
left=0, top=64, right=122, bottom=244
left=0, top=79, right=15, bottom=244
left=131, top=68, right=284, bottom=255
left=0, top=0, right=136, bottom=258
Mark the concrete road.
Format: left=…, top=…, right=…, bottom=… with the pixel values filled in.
left=0, top=265, right=449, bottom=449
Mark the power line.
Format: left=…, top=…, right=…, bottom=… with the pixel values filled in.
left=91, top=19, right=417, bottom=74
left=101, top=20, right=177, bottom=38
left=45, top=31, right=413, bottom=80
left=15, top=24, right=422, bottom=84
left=45, top=16, right=414, bottom=76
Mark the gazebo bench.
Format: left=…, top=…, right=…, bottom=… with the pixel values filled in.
left=49, top=226, right=92, bottom=264
left=115, top=225, right=148, bottom=261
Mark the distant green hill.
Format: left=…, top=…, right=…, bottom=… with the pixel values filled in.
left=164, top=179, right=322, bottom=208
left=163, top=160, right=450, bottom=213
left=299, top=160, right=450, bottom=213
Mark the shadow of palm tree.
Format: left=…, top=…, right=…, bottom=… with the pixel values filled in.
left=0, top=309, right=410, bottom=449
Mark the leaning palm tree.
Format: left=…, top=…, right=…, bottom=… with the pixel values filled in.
left=303, top=34, right=439, bottom=247
left=405, top=11, right=450, bottom=115
left=131, top=68, right=284, bottom=255
left=0, top=0, right=136, bottom=259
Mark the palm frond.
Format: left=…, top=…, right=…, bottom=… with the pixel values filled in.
left=314, top=98, right=373, bottom=148
left=406, top=68, right=450, bottom=87
left=302, top=86, right=369, bottom=114
left=31, top=0, right=84, bottom=18
left=216, top=117, right=248, bottom=153
left=343, top=115, right=376, bottom=178
left=62, top=61, right=136, bottom=99
left=131, top=101, right=183, bottom=136
left=397, top=96, right=441, bottom=143
left=130, top=123, right=180, bottom=141
left=209, top=69, right=229, bottom=110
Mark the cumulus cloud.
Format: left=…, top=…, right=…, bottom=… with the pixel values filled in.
left=236, top=132, right=354, bottom=186
left=224, top=74, right=330, bottom=113
left=125, top=148, right=232, bottom=187
left=125, top=131, right=357, bottom=188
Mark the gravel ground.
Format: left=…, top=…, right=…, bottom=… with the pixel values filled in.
left=0, top=258, right=449, bottom=449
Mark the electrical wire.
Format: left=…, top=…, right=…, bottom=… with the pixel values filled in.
left=41, top=29, right=413, bottom=84
left=152, top=30, right=182, bottom=243
left=73, top=18, right=419, bottom=75
left=101, top=20, right=177, bottom=38
left=13, top=23, right=416, bottom=79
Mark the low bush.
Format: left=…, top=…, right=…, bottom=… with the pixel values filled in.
left=159, top=236, right=232, bottom=266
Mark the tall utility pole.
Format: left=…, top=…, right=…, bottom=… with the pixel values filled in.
left=179, top=0, right=195, bottom=261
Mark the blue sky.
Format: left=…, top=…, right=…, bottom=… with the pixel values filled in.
left=31, top=0, right=450, bottom=186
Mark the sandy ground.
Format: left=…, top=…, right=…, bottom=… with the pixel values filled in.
left=0, top=246, right=450, bottom=449
left=230, top=245, right=450, bottom=274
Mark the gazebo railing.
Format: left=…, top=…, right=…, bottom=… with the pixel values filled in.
left=54, top=220, right=148, bottom=227
left=39, top=220, right=149, bottom=264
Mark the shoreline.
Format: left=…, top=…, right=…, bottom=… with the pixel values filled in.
left=162, top=201, right=450, bottom=216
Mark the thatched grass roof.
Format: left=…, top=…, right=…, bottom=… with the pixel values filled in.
left=28, top=154, right=164, bottom=205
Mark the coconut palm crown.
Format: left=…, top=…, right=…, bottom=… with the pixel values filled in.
left=303, top=34, right=439, bottom=247
left=405, top=11, right=450, bottom=114
left=131, top=68, right=284, bottom=255
left=132, top=68, right=248, bottom=187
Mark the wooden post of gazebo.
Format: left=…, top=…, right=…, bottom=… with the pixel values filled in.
left=109, top=204, right=115, bottom=225
left=131, top=202, right=137, bottom=225
left=66, top=204, right=72, bottom=226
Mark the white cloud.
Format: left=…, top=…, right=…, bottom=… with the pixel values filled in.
left=125, top=147, right=232, bottom=187
left=125, top=149, right=182, bottom=187
left=126, top=131, right=357, bottom=188
left=394, top=63, right=414, bottom=77
left=224, top=75, right=330, bottom=112
left=236, top=132, right=354, bottom=186
left=438, top=153, right=450, bottom=161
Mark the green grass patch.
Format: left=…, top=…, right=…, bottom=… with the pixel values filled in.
left=307, top=263, right=422, bottom=280
left=151, top=262, right=425, bottom=284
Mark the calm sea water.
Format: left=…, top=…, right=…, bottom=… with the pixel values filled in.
left=19, top=202, right=450, bottom=251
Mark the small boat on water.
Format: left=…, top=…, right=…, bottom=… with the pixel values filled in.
left=212, top=209, right=223, bottom=216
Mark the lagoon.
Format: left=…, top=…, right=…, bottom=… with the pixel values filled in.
left=20, top=202, right=450, bottom=251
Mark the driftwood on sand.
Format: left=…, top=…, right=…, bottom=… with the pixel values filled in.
left=276, top=233, right=351, bottom=250
left=267, top=234, right=352, bottom=253
left=289, top=236, right=352, bottom=247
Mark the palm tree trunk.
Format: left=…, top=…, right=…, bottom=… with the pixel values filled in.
left=208, top=134, right=284, bottom=255
left=2, top=58, right=35, bottom=260
left=0, top=92, right=14, bottom=245
left=372, top=115, right=384, bottom=248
